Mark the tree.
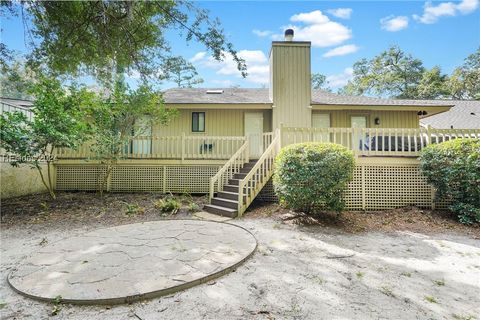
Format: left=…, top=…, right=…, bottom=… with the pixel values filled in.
left=311, top=73, right=330, bottom=91
left=163, top=56, right=204, bottom=88
left=0, top=59, right=36, bottom=100
left=2, top=1, right=246, bottom=84
left=341, top=46, right=425, bottom=98
left=0, top=77, right=91, bottom=199
left=415, top=66, right=449, bottom=99
left=87, top=81, right=178, bottom=194
left=446, top=48, right=480, bottom=100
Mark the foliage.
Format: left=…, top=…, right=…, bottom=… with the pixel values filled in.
left=87, top=80, right=178, bottom=193
left=0, top=59, right=36, bottom=100
left=446, top=48, right=480, bottom=100
left=341, top=46, right=479, bottom=100
left=187, top=202, right=201, bottom=213
left=311, top=73, right=330, bottom=91
left=420, top=139, right=480, bottom=224
left=123, top=202, right=145, bottom=216
left=154, top=196, right=181, bottom=214
left=273, top=142, right=355, bottom=214
left=0, top=77, right=91, bottom=199
left=415, top=66, right=449, bottom=99
left=341, top=46, right=424, bottom=98
left=3, top=1, right=246, bottom=85
left=163, top=56, right=204, bottom=88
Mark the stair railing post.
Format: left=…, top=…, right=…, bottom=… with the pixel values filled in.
left=209, top=177, right=214, bottom=202
left=238, top=180, right=244, bottom=217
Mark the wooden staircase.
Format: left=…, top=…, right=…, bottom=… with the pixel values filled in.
left=203, top=160, right=257, bottom=218
left=205, top=129, right=281, bottom=218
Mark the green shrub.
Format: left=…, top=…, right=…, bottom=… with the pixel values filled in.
left=273, top=142, right=355, bottom=214
left=187, top=202, right=201, bottom=213
left=420, top=139, right=480, bottom=224
left=123, top=202, right=145, bottom=216
left=154, top=196, right=181, bottom=215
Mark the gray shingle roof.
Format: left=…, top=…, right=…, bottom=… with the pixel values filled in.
left=420, top=100, right=480, bottom=129
left=163, top=88, right=271, bottom=104
left=163, top=88, right=454, bottom=107
left=311, top=90, right=453, bottom=107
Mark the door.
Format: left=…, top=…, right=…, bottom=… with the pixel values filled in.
left=351, top=115, right=367, bottom=151
left=312, top=113, right=331, bottom=142
left=245, top=112, right=264, bottom=158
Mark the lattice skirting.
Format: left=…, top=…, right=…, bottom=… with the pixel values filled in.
left=56, top=165, right=220, bottom=194
left=56, top=163, right=450, bottom=210
left=258, top=164, right=450, bottom=211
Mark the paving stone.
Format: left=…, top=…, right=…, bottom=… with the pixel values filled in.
left=8, top=220, right=256, bottom=305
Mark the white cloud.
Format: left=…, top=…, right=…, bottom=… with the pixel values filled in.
left=192, top=50, right=270, bottom=85
left=381, top=16, right=409, bottom=32
left=189, top=52, right=207, bottom=63
left=291, top=10, right=331, bottom=24
left=326, top=67, right=354, bottom=88
left=323, top=44, right=359, bottom=58
left=327, top=8, right=353, bottom=19
left=413, top=0, right=479, bottom=24
left=253, top=29, right=273, bottom=37
left=279, top=10, right=352, bottom=47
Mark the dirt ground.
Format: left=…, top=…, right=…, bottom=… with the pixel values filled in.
left=1, top=192, right=480, bottom=320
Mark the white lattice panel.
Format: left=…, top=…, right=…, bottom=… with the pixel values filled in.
left=56, top=165, right=106, bottom=191
left=343, top=166, right=363, bottom=210
left=364, top=165, right=432, bottom=210
left=111, top=166, right=164, bottom=192
left=165, top=166, right=219, bottom=193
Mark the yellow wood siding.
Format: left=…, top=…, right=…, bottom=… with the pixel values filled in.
left=153, top=109, right=272, bottom=136
left=270, top=42, right=311, bottom=129
left=312, top=110, right=419, bottom=128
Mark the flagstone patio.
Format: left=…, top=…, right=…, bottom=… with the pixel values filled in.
left=7, top=220, right=257, bottom=305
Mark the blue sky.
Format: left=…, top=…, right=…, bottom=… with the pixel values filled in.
left=2, top=1, right=479, bottom=90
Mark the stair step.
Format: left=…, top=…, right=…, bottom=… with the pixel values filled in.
left=203, top=204, right=237, bottom=218
left=239, top=167, right=253, bottom=174
left=217, top=191, right=239, bottom=201
left=229, top=179, right=240, bottom=186
left=233, top=173, right=247, bottom=179
left=223, top=185, right=239, bottom=193
left=211, top=197, right=238, bottom=209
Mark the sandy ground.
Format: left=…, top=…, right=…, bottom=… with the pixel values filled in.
left=1, top=194, right=479, bottom=319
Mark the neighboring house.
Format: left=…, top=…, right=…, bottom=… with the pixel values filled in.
left=6, top=30, right=479, bottom=216
left=0, top=97, right=34, bottom=121
left=420, top=100, right=480, bottom=129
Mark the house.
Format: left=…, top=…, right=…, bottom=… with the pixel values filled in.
left=4, top=30, right=479, bottom=215
left=420, top=100, right=480, bottom=129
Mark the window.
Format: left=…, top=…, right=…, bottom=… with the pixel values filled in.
left=192, top=112, right=205, bottom=132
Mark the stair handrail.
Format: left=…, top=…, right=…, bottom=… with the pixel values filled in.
left=238, top=128, right=281, bottom=216
left=209, top=140, right=249, bottom=201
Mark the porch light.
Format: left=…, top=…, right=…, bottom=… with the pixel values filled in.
left=374, top=117, right=380, bottom=125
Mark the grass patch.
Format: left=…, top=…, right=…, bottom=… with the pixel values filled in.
left=424, top=296, right=438, bottom=304
left=433, top=279, right=445, bottom=286
left=380, top=286, right=395, bottom=297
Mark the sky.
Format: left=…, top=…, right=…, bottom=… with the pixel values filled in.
left=2, top=0, right=480, bottom=91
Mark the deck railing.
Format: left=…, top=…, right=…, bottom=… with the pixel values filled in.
left=238, top=129, right=281, bottom=216
left=281, top=127, right=480, bottom=156
left=209, top=140, right=249, bottom=201
left=56, top=135, right=247, bottom=160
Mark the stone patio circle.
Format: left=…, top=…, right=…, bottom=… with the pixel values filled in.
left=8, top=220, right=257, bottom=305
